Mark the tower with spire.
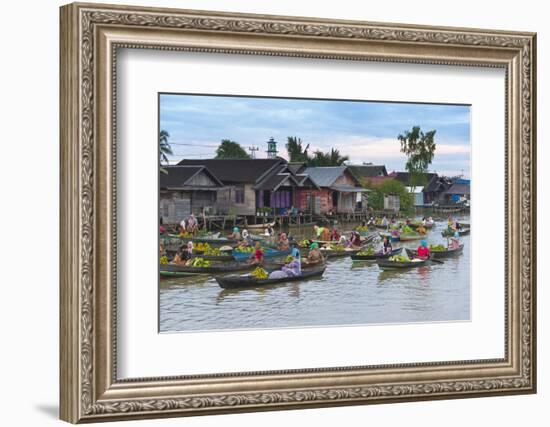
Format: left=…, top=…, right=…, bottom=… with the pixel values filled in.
left=266, top=137, right=278, bottom=158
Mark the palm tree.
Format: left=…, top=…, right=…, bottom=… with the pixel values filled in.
left=159, top=130, right=173, bottom=165
left=286, top=136, right=310, bottom=162
left=309, top=148, right=349, bottom=166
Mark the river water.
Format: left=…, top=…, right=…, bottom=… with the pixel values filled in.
left=160, top=216, right=470, bottom=332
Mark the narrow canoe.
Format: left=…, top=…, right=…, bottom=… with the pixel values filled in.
left=215, top=266, right=326, bottom=289
left=351, top=247, right=402, bottom=261
left=406, top=244, right=464, bottom=259
left=160, top=262, right=255, bottom=275
left=232, top=248, right=291, bottom=262
left=320, top=249, right=361, bottom=258
left=246, top=221, right=276, bottom=230
left=379, top=232, right=400, bottom=242
left=441, top=228, right=470, bottom=237
left=399, top=233, right=423, bottom=242
left=376, top=258, right=429, bottom=269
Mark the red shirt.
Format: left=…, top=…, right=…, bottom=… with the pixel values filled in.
left=417, top=246, right=430, bottom=258
left=254, top=249, right=264, bottom=262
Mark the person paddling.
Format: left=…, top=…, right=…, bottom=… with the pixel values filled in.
left=417, top=239, right=431, bottom=260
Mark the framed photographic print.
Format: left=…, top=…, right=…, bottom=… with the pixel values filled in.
left=60, top=2, right=537, bottom=423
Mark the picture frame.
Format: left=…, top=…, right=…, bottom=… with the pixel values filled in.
left=59, top=2, right=537, bottom=423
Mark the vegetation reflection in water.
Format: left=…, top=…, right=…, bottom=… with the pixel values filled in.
left=159, top=217, right=470, bottom=332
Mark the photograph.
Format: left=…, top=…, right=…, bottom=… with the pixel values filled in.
left=158, top=94, right=472, bottom=332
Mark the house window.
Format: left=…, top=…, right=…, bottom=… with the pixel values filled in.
left=235, top=185, right=245, bottom=204
left=162, top=200, right=169, bottom=217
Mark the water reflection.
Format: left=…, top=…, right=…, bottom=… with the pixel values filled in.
left=160, top=217, right=471, bottom=332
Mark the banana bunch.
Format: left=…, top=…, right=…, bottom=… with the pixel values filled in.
left=251, top=267, right=268, bottom=279
left=159, top=256, right=168, bottom=265
left=429, top=244, right=446, bottom=251
left=235, top=246, right=254, bottom=253
left=195, top=242, right=211, bottom=252
left=190, top=258, right=211, bottom=268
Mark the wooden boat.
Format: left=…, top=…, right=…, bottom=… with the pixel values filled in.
left=232, top=248, right=291, bottom=262
left=398, top=233, right=423, bottom=242
left=406, top=244, right=464, bottom=259
left=245, top=221, right=276, bottom=230
left=320, top=248, right=361, bottom=258
left=441, top=228, right=470, bottom=237
left=215, top=266, right=326, bottom=289
left=159, top=262, right=255, bottom=277
left=192, top=254, right=234, bottom=261
left=379, top=232, right=400, bottom=242
left=376, top=258, right=429, bottom=270
left=351, top=247, right=402, bottom=261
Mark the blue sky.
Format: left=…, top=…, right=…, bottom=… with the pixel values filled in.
left=160, top=93, right=471, bottom=178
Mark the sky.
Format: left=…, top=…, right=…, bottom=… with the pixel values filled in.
left=159, top=93, right=471, bottom=178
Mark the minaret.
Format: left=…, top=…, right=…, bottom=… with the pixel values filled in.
left=266, top=137, right=278, bottom=158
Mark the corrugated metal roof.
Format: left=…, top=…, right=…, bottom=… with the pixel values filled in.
left=304, top=166, right=348, bottom=187
left=160, top=165, right=224, bottom=189
left=177, top=158, right=283, bottom=183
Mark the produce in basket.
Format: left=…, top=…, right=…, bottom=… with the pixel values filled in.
left=251, top=267, right=268, bottom=279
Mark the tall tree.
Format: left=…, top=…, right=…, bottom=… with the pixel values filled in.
left=286, top=136, right=310, bottom=162
left=215, top=139, right=250, bottom=159
left=159, top=129, right=173, bottom=164
left=159, top=130, right=173, bottom=174
left=397, top=126, right=436, bottom=188
left=309, top=148, right=349, bottom=166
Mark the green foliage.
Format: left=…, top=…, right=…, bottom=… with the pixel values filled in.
left=159, top=129, right=173, bottom=164
left=309, top=148, right=349, bottom=166
left=159, top=129, right=173, bottom=174
left=397, top=126, right=436, bottom=187
left=215, top=139, right=251, bottom=159
left=286, top=136, right=310, bottom=162
left=286, top=136, right=349, bottom=166
left=361, top=178, right=413, bottom=211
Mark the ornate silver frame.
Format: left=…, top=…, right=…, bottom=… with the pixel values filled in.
left=60, top=2, right=536, bottom=423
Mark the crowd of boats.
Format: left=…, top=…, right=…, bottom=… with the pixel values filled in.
left=159, top=215, right=469, bottom=289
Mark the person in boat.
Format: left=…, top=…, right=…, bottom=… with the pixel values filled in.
left=379, top=235, right=393, bottom=255
left=228, top=226, right=241, bottom=240
left=186, top=214, right=198, bottom=234
left=268, top=245, right=302, bottom=279
left=264, top=224, right=275, bottom=237
left=349, top=231, right=363, bottom=249
left=306, top=242, right=325, bottom=265
left=313, top=225, right=330, bottom=241
left=367, top=215, right=375, bottom=226
left=448, top=231, right=461, bottom=250
left=278, top=232, right=290, bottom=251
left=427, top=216, right=434, bottom=225
left=248, top=241, right=264, bottom=265
left=179, top=218, right=186, bottom=235
left=421, top=216, right=427, bottom=226
left=241, top=229, right=253, bottom=246
left=159, top=242, right=166, bottom=257
left=172, top=242, right=194, bottom=265
left=416, top=239, right=431, bottom=260
left=338, top=235, right=349, bottom=248
left=381, top=215, right=389, bottom=227
left=331, top=228, right=341, bottom=241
